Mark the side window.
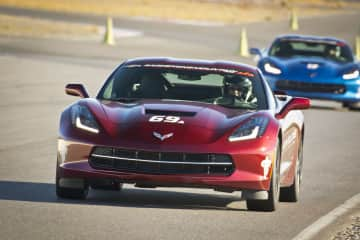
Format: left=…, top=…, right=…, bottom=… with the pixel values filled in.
left=102, top=80, right=113, bottom=99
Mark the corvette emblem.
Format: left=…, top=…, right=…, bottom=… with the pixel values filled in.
left=153, top=132, right=174, bottom=141
left=309, top=72, right=317, bottom=78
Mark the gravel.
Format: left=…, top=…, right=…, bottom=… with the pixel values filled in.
left=332, top=216, right=360, bottom=240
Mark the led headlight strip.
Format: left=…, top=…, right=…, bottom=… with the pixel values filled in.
left=228, top=116, right=269, bottom=142
left=71, top=105, right=100, bottom=134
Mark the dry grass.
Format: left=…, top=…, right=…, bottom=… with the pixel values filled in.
left=0, top=0, right=359, bottom=24
left=0, top=14, right=100, bottom=39
left=0, top=0, right=358, bottom=40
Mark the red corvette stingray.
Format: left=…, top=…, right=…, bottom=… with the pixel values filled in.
left=57, top=57, right=310, bottom=211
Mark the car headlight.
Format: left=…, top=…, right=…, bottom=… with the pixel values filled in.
left=264, top=63, right=282, bottom=75
left=343, top=69, right=359, bottom=80
left=71, top=105, right=99, bottom=134
left=229, top=116, right=269, bottom=142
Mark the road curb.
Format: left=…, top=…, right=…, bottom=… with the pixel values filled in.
left=292, top=193, right=360, bottom=240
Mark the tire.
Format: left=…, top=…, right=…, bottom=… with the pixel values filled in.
left=348, top=102, right=360, bottom=110
left=342, top=101, right=360, bottom=110
left=246, top=141, right=281, bottom=212
left=342, top=102, right=350, bottom=108
left=56, top=175, right=89, bottom=199
left=90, top=181, right=123, bottom=191
left=280, top=139, right=303, bottom=202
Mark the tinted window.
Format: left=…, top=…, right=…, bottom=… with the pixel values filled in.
left=269, top=39, right=353, bottom=63
left=98, top=65, right=268, bottom=110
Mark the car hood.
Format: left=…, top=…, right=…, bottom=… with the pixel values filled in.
left=85, top=99, right=257, bottom=144
left=265, top=56, right=356, bottom=81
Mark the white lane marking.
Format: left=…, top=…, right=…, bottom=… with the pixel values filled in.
left=98, top=27, right=143, bottom=38
left=292, top=193, right=360, bottom=240
left=168, top=19, right=225, bottom=26
left=130, top=16, right=225, bottom=27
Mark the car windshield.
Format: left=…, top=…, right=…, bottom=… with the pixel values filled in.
left=98, top=64, right=268, bottom=110
left=269, top=39, right=353, bottom=63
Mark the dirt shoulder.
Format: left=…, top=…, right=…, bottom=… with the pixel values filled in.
left=0, top=0, right=359, bottom=24
left=0, top=14, right=100, bottom=40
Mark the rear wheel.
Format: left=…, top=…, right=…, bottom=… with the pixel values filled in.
left=280, top=139, right=303, bottom=202
left=246, top=141, right=281, bottom=211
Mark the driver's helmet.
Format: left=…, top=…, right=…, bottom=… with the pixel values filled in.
left=223, top=76, right=253, bottom=101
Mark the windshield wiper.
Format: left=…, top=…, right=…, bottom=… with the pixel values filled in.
left=106, top=97, right=141, bottom=103
left=216, top=102, right=257, bottom=110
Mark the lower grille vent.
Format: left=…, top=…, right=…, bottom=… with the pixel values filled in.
left=89, top=147, right=234, bottom=176
left=276, top=80, right=345, bottom=94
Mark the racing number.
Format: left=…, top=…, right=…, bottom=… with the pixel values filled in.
left=149, top=115, right=184, bottom=124
left=149, top=115, right=165, bottom=122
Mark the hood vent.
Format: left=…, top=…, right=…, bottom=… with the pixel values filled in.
left=145, top=109, right=197, bottom=117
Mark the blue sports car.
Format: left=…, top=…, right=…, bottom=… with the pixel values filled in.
left=250, top=35, right=360, bottom=109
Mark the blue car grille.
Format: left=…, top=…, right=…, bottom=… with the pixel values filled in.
left=89, top=147, right=234, bottom=176
left=276, top=80, right=346, bottom=94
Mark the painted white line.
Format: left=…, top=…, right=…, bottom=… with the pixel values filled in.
left=98, top=27, right=143, bottom=38
left=169, top=19, right=225, bottom=27
left=131, top=16, right=225, bottom=27
left=292, top=193, right=360, bottom=240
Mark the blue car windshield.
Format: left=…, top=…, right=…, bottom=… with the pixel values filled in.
left=269, top=39, right=353, bottom=63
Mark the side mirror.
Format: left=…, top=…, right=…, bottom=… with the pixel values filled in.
left=274, top=90, right=288, bottom=101
left=250, top=47, right=262, bottom=56
left=65, top=83, right=89, bottom=98
left=275, top=97, right=310, bottom=119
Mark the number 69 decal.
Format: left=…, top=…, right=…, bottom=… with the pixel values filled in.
left=149, top=115, right=184, bottom=124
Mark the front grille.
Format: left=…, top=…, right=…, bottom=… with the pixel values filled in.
left=89, top=147, right=234, bottom=176
left=276, top=80, right=346, bottom=94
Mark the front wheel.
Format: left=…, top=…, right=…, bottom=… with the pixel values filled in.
left=342, top=101, right=360, bottom=110
left=342, top=102, right=350, bottom=108
left=56, top=172, right=89, bottom=199
left=246, top=141, right=281, bottom=211
left=90, top=180, right=123, bottom=191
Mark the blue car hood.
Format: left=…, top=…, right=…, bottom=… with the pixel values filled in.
left=264, top=56, right=357, bottom=83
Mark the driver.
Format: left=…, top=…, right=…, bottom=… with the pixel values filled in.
left=215, top=76, right=257, bottom=106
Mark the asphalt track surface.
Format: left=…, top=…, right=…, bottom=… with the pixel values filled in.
left=0, top=7, right=359, bottom=240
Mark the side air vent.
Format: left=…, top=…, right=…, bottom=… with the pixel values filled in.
left=145, top=109, right=197, bottom=117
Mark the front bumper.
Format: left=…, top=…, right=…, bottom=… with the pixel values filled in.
left=57, top=138, right=277, bottom=191
left=265, top=75, right=360, bottom=103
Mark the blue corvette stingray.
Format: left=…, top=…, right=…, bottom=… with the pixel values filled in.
left=251, top=35, right=360, bottom=109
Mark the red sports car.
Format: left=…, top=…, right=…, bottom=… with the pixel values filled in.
left=57, top=57, right=310, bottom=211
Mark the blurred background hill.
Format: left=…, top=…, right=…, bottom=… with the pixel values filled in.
left=0, top=0, right=359, bottom=24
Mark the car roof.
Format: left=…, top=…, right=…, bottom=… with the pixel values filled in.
left=123, top=57, right=258, bottom=74
left=275, top=34, right=349, bottom=46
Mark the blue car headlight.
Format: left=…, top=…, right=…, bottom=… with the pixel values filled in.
left=229, top=116, right=269, bottom=142
left=342, top=69, right=359, bottom=80
left=264, top=63, right=282, bottom=75
left=71, top=105, right=100, bottom=134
